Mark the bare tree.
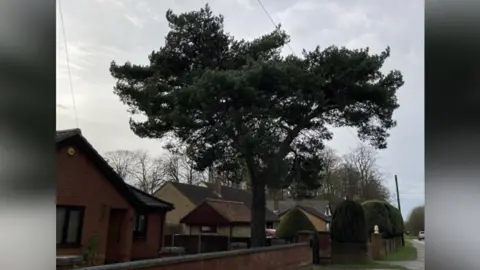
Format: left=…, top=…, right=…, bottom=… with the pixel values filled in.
left=164, top=146, right=206, bottom=185
left=105, top=149, right=166, bottom=194
left=132, top=151, right=166, bottom=194
left=302, top=144, right=391, bottom=203
left=317, top=147, right=341, bottom=196
left=104, top=150, right=138, bottom=180
left=344, top=144, right=379, bottom=199
left=164, top=153, right=181, bottom=183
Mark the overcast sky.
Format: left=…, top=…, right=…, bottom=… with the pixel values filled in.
left=56, top=0, right=424, bottom=218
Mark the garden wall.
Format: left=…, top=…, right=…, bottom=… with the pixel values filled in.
left=73, top=242, right=311, bottom=270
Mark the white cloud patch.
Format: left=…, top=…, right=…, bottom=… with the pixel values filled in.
left=125, top=14, right=147, bottom=29
left=93, top=0, right=126, bottom=8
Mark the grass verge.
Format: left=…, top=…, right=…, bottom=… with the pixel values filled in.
left=382, top=240, right=417, bottom=261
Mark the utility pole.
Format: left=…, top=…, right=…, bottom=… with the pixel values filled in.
left=395, top=174, right=405, bottom=246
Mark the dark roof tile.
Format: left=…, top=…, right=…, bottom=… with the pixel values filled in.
left=205, top=199, right=251, bottom=223
left=128, top=185, right=173, bottom=209
left=56, top=128, right=81, bottom=142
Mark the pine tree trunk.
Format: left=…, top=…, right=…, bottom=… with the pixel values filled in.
left=250, top=174, right=266, bottom=247
left=244, top=158, right=266, bottom=247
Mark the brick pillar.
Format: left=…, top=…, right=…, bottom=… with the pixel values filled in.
left=370, top=232, right=383, bottom=260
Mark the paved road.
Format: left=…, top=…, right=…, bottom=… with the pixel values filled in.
left=388, top=239, right=425, bottom=270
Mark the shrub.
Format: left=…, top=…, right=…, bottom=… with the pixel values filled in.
left=331, top=200, right=367, bottom=243
left=385, top=203, right=404, bottom=237
left=276, top=206, right=316, bottom=239
left=362, top=200, right=404, bottom=238
left=362, top=200, right=393, bottom=237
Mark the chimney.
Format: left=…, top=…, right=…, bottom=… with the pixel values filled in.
left=214, top=175, right=222, bottom=198
left=273, top=189, right=280, bottom=213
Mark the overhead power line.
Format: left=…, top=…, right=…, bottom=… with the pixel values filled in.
left=58, top=0, right=79, bottom=128
left=255, top=0, right=361, bottom=144
left=255, top=0, right=296, bottom=56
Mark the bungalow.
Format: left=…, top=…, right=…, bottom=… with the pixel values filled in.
left=180, top=198, right=251, bottom=238
left=154, top=181, right=279, bottom=236
left=56, top=129, right=174, bottom=265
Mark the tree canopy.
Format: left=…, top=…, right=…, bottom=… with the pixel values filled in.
left=405, top=205, right=424, bottom=236
left=109, top=4, right=404, bottom=246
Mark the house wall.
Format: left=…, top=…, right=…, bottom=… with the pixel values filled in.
left=279, top=208, right=327, bottom=232
left=299, top=208, right=327, bottom=231
left=187, top=225, right=250, bottom=238
left=190, top=226, right=230, bottom=236
left=131, top=211, right=167, bottom=260
left=154, top=183, right=196, bottom=234
left=232, top=225, right=250, bottom=238
left=56, top=146, right=134, bottom=265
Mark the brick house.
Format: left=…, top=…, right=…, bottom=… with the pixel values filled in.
left=56, top=129, right=174, bottom=265
left=180, top=198, right=252, bottom=238
left=154, top=181, right=279, bottom=236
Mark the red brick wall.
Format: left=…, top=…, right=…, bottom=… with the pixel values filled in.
left=131, top=212, right=167, bottom=260
left=78, top=243, right=312, bottom=270
left=56, top=146, right=134, bottom=264
left=317, top=232, right=331, bottom=258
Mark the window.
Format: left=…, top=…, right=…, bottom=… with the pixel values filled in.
left=133, top=214, right=147, bottom=238
left=57, top=206, right=84, bottom=246
left=200, top=226, right=216, bottom=233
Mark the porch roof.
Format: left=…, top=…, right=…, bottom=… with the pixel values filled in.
left=180, top=199, right=251, bottom=226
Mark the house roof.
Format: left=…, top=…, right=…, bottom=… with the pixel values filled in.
left=128, top=185, right=174, bottom=209
left=266, top=199, right=331, bottom=222
left=56, top=128, right=81, bottom=142
left=205, top=199, right=251, bottom=223
left=180, top=199, right=251, bottom=225
left=167, top=182, right=279, bottom=222
left=56, top=129, right=173, bottom=212
left=296, top=205, right=331, bottom=222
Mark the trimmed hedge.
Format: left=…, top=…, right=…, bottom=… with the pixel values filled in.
left=331, top=200, right=367, bottom=243
left=275, top=206, right=316, bottom=239
left=362, top=200, right=404, bottom=238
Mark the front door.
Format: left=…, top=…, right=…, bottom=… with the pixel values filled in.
left=105, top=209, right=127, bottom=264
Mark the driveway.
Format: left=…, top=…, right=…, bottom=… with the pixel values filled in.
left=387, top=239, right=425, bottom=270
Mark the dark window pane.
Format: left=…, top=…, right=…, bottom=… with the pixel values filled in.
left=133, top=215, right=138, bottom=231
left=138, top=215, right=146, bottom=232
left=56, top=208, right=66, bottom=244
left=66, top=210, right=81, bottom=243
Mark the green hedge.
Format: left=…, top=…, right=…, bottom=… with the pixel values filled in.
left=331, top=200, right=367, bottom=243
left=275, top=206, right=316, bottom=239
left=362, top=200, right=404, bottom=238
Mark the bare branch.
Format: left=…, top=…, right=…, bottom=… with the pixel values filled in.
left=104, top=150, right=139, bottom=181
left=105, top=149, right=166, bottom=194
